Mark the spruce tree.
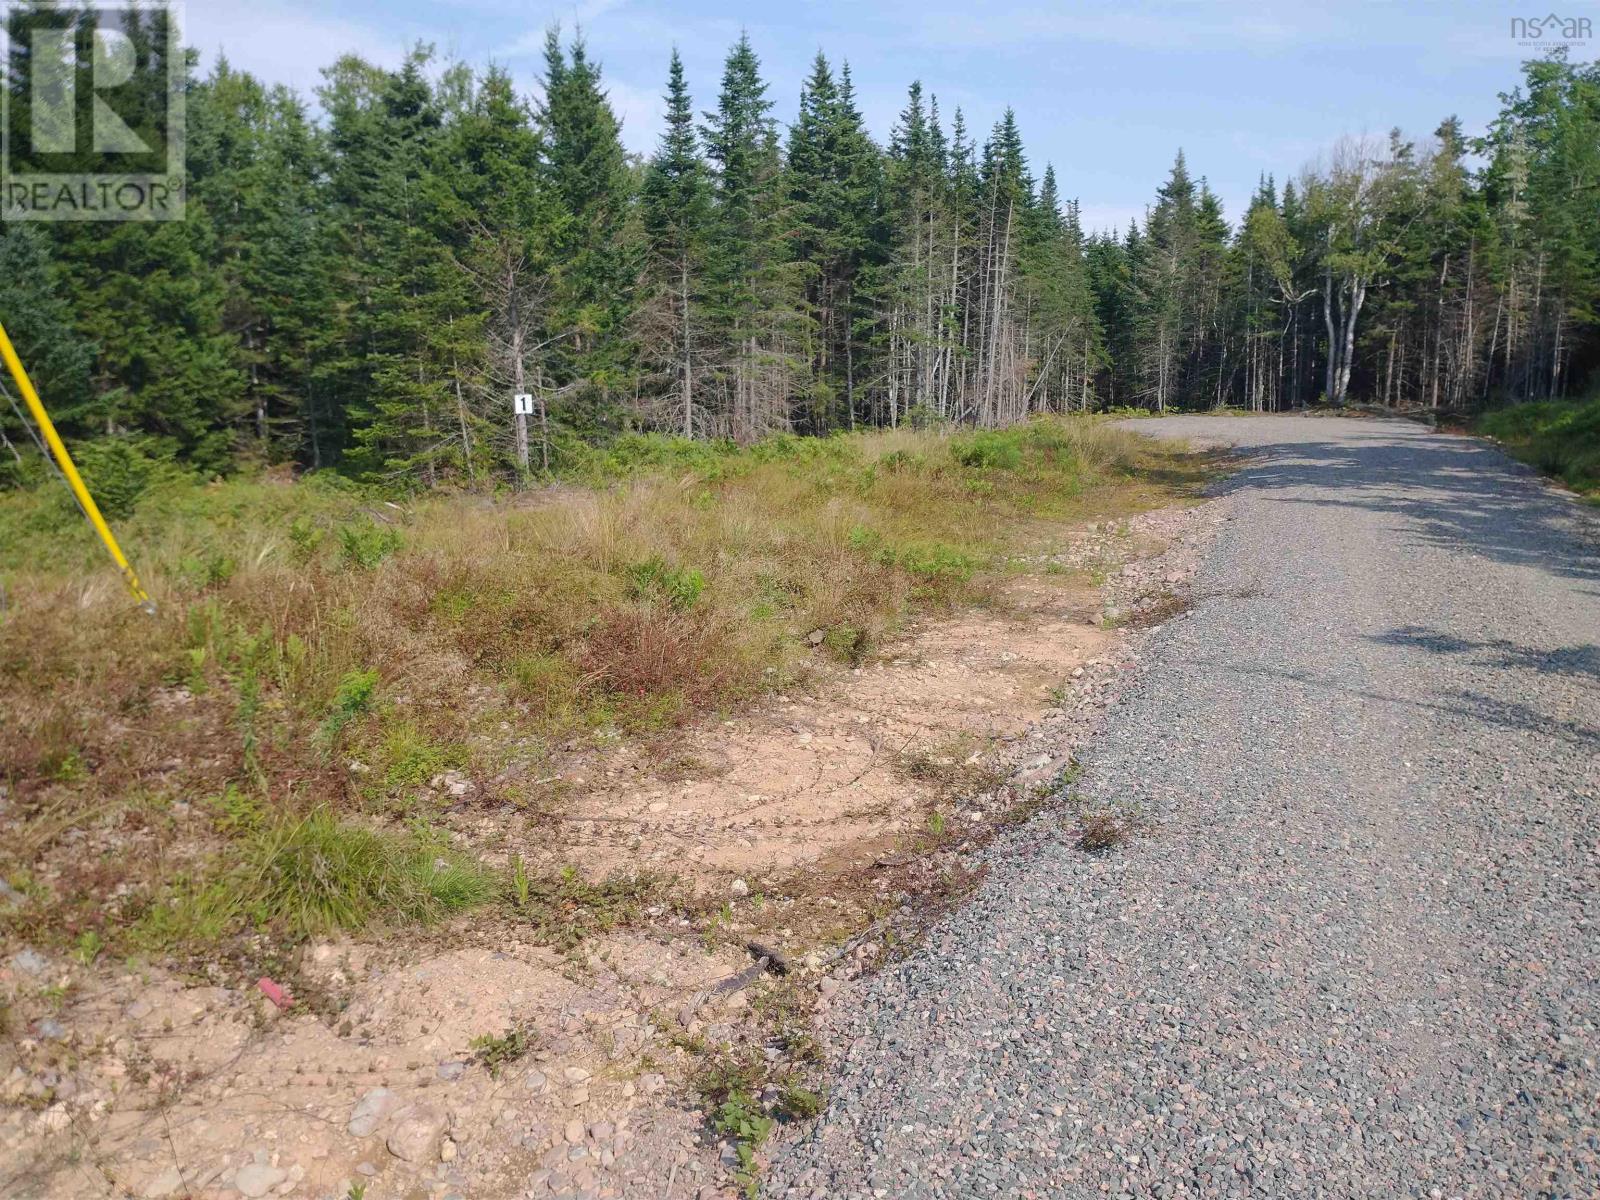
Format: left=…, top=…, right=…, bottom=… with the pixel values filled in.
left=536, top=28, right=632, bottom=426
left=639, top=50, right=713, bottom=436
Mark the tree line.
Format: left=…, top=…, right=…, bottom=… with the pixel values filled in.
left=1, top=13, right=1596, bottom=485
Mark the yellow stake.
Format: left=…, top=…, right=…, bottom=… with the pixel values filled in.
left=0, top=319, right=153, bottom=608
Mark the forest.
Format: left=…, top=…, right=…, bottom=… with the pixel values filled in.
left=1, top=13, right=1597, bottom=486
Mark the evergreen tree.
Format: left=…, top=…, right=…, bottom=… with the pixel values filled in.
left=701, top=34, right=802, bottom=438
left=638, top=50, right=713, bottom=436
left=0, top=226, right=95, bottom=472
left=537, top=27, right=632, bottom=425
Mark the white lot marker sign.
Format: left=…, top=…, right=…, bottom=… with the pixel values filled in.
left=513, top=393, right=535, bottom=415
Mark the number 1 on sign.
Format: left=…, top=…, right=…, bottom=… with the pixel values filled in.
left=513, top=393, right=534, bottom=415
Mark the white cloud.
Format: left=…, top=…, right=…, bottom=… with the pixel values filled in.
left=184, top=0, right=407, bottom=96
left=604, top=77, right=668, bottom=155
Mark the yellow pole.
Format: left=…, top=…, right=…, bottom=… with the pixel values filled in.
left=0, top=319, right=152, bottom=607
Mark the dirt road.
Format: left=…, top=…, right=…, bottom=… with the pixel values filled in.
left=769, top=416, right=1600, bottom=1198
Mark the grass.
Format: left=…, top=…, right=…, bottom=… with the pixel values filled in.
left=1476, top=395, right=1600, bottom=499
left=129, top=808, right=493, bottom=947
left=0, top=418, right=1204, bottom=958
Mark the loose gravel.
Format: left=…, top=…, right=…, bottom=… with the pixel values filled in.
left=768, top=415, right=1600, bottom=1200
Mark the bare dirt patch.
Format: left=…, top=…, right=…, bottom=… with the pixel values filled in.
left=476, top=571, right=1109, bottom=890
left=1, top=497, right=1228, bottom=1200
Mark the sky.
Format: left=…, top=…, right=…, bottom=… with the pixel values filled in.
left=183, top=0, right=1594, bottom=235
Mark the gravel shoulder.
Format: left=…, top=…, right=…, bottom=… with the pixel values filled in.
left=768, top=415, right=1600, bottom=1199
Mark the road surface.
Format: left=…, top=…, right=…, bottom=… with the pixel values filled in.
left=768, top=415, right=1600, bottom=1199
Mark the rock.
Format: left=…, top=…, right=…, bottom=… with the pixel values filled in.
left=139, top=1165, right=183, bottom=1198
left=355, top=1162, right=378, bottom=1177
left=10, top=948, right=47, bottom=974
left=564, top=1118, right=586, bottom=1145
left=590, top=1121, right=614, bottom=1142
left=439, top=1138, right=457, bottom=1162
left=806, top=629, right=826, bottom=646
left=525, top=1069, right=548, bottom=1094
left=0, top=879, right=23, bottom=909
left=385, top=1103, right=446, bottom=1162
left=563, top=1066, right=591, bottom=1084
left=818, top=976, right=841, bottom=998
left=233, top=1163, right=286, bottom=1198
left=32, top=1018, right=67, bottom=1041
left=436, top=1061, right=466, bottom=1082
left=729, top=877, right=750, bottom=899
left=347, top=1087, right=401, bottom=1137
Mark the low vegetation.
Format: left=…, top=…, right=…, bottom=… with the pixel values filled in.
left=1476, top=395, right=1600, bottom=499
left=0, top=418, right=1201, bottom=960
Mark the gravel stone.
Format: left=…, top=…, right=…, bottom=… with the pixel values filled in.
left=347, top=1086, right=400, bottom=1137
left=385, top=1103, right=446, bottom=1161
left=231, top=1163, right=284, bottom=1198
left=769, top=416, right=1600, bottom=1198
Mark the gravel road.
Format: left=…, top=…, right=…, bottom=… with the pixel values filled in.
left=768, top=415, right=1600, bottom=1199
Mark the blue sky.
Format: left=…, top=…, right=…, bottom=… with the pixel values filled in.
left=184, top=0, right=1592, bottom=235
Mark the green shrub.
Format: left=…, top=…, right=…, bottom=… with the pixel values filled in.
left=625, top=555, right=706, bottom=610
left=71, top=437, right=182, bottom=519
left=893, top=542, right=979, bottom=585
left=1478, top=396, right=1600, bottom=495
left=338, top=521, right=403, bottom=569
left=952, top=430, right=1024, bottom=471
left=288, top=516, right=326, bottom=562
left=378, top=722, right=465, bottom=793
left=317, top=668, right=379, bottom=745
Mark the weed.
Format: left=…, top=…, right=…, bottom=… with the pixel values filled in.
left=470, top=1026, right=534, bottom=1077
left=693, top=1052, right=775, bottom=1196
left=778, top=1084, right=824, bottom=1119
left=317, top=668, right=379, bottom=746
left=507, top=853, right=532, bottom=909
left=72, top=929, right=103, bottom=965
left=714, top=1091, right=775, bottom=1195
left=377, top=723, right=465, bottom=795
left=504, top=865, right=661, bottom=951
left=208, top=785, right=268, bottom=835
left=1075, top=808, right=1137, bottom=853
left=822, top=624, right=870, bottom=664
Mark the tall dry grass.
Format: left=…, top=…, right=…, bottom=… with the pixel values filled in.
left=0, top=418, right=1196, bottom=948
